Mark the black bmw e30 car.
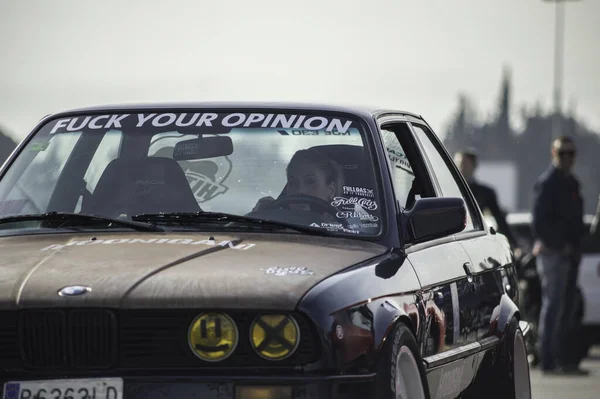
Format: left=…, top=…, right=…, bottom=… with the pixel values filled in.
left=0, top=102, right=531, bottom=399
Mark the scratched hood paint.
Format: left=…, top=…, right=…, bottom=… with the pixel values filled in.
left=0, top=231, right=388, bottom=310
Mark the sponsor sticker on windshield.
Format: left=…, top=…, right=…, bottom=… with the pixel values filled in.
left=331, top=196, right=378, bottom=211
left=29, top=141, right=50, bottom=152
left=277, top=129, right=358, bottom=136
left=332, top=186, right=381, bottom=228
left=342, top=186, right=374, bottom=198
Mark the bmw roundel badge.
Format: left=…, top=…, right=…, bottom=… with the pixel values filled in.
left=58, top=285, right=92, bottom=297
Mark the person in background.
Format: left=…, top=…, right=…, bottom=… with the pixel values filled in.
left=531, top=136, right=587, bottom=375
left=453, top=148, right=520, bottom=254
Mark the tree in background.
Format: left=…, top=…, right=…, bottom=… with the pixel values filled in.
left=443, top=67, right=600, bottom=215
left=443, top=93, right=479, bottom=156
left=0, top=126, right=17, bottom=165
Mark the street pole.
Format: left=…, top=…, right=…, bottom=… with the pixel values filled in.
left=553, top=1, right=565, bottom=140
left=543, top=0, right=582, bottom=140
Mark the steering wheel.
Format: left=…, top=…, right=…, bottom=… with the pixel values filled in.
left=260, top=194, right=349, bottom=228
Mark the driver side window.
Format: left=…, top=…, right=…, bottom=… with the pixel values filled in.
left=380, top=124, right=419, bottom=210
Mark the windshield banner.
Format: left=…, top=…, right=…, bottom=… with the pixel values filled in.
left=48, top=112, right=357, bottom=135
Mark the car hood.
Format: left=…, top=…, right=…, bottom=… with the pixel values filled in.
left=0, top=231, right=388, bottom=310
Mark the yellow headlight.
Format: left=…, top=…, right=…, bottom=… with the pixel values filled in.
left=250, top=314, right=300, bottom=360
left=188, top=312, right=238, bottom=362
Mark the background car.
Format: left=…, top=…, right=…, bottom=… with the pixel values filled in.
left=485, top=210, right=600, bottom=365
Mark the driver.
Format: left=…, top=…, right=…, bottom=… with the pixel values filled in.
left=252, top=148, right=343, bottom=212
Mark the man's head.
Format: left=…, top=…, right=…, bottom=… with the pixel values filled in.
left=551, top=136, right=577, bottom=171
left=454, top=148, right=478, bottom=181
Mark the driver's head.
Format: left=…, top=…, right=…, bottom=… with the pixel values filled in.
left=286, top=149, right=343, bottom=202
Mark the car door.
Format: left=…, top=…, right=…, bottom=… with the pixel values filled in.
left=409, top=123, right=511, bottom=345
left=377, top=118, right=481, bottom=398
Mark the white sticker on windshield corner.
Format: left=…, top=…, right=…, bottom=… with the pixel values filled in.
left=450, top=282, right=460, bottom=344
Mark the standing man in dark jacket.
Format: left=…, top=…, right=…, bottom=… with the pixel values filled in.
left=454, top=149, right=520, bottom=253
left=531, top=136, right=587, bottom=374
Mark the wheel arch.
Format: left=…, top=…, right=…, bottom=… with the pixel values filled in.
left=373, top=297, right=420, bottom=357
left=492, top=293, right=521, bottom=336
left=373, top=309, right=432, bottom=399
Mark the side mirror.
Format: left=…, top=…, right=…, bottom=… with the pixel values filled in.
left=402, top=197, right=466, bottom=243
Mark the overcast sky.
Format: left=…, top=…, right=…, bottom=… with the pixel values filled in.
left=0, top=0, right=598, bottom=143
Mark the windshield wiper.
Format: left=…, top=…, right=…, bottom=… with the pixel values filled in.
left=0, top=212, right=164, bottom=232
left=131, top=212, right=338, bottom=237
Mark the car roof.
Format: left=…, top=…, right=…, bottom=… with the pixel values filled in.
left=506, top=212, right=595, bottom=226
left=43, top=101, right=425, bottom=122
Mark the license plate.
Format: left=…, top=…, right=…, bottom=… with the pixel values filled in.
left=3, top=378, right=123, bottom=399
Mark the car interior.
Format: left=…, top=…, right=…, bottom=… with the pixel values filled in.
left=41, top=127, right=431, bottom=227
left=82, top=156, right=202, bottom=218
left=275, top=144, right=375, bottom=200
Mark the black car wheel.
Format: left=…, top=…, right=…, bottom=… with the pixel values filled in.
left=517, top=278, right=540, bottom=366
left=494, top=317, right=532, bottom=399
left=375, top=322, right=430, bottom=399
left=464, top=317, right=531, bottom=399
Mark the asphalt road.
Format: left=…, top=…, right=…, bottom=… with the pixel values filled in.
left=529, top=346, right=600, bottom=399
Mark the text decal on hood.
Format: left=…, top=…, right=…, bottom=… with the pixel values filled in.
left=41, top=238, right=256, bottom=251
left=260, top=266, right=315, bottom=276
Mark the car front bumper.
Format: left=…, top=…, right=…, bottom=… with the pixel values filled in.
left=1, top=373, right=376, bottom=399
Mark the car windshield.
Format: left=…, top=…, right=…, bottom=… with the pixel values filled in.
left=0, top=110, right=383, bottom=237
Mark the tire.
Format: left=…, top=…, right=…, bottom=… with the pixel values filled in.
left=493, top=317, right=532, bottom=399
left=375, top=322, right=430, bottom=399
